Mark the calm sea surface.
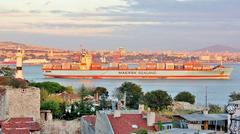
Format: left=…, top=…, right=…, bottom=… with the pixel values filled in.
left=23, top=64, right=240, bottom=106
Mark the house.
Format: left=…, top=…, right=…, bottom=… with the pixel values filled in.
left=81, top=109, right=173, bottom=134
left=174, top=113, right=228, bottom=133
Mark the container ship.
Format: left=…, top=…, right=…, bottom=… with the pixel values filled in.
left=42, top=51, right=233, bottom=80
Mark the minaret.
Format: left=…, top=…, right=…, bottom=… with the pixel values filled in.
left=15, top=47, right=24, bottom=79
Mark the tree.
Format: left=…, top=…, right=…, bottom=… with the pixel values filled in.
left=40, top=89, right=49, bottom=102
left=134, top=128, right=148, bottom=134
left=29, top=81, right=65, bottom=93
left=208, top=104, right=223, bottom=113
left=65, top=86, right=74, bottom=94
left=144, top=90, right=172, bottom=110
left=78, top=85, right=94, bottom=101
left=41, top=100, right=63, bottom=118
left=174, top=91, right=195, bottom=104
left=229, top=91, right=240, bottom=101
left=115, top=82, right=144, bottom=109
left=94, top=86, right=108, bottom=97
left=10, top=78, right=28, bottom=88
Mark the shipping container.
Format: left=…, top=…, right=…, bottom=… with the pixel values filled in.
left=71, top=64, right=80, bottom=70
left=146, top=63, right=157, bottom=70
left=109, top=63, right=119, bottom=68
left=157, top=63, right=166, bottom=70
left=62, top=63, right=71, bottom=70
left=202, top=65, right=211, bottom=70
left=42, top=64, right=53, bottom=69
left=101, top=64, right=109, bottom=69
left=184, top=63, right=194, bottom=70
left=52, top=64, right=62, bottom=70
left=166, top=63, right=175, bottom=70
left=174, top=63, right=184, bottom=70
left=138, top=63, right=146, bottom=69
left=193, top=65, right=202, bottom=70
left=119, top=63, right=128, bottom=69
left=128, top=64, right=138, bottom=69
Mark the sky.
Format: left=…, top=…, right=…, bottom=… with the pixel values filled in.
left=0, top=0, right=240, bottom=51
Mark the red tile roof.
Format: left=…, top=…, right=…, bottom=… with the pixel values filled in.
left=155, top=115, right=172, bottom=123
left=1, top=117, right=40, bottom=134
left=82, top=115, right=96, bottom=127
left=3, top=128, right=30, bottom=134
left=108, top=114, right=155, bottom=134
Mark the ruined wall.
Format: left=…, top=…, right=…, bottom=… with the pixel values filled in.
left=0, top=88, right=7, bottom=120
left=2, top=86, right=40, bottom=122
left=41, top=119, right=81, bottom=134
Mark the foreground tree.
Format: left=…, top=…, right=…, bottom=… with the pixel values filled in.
left=94, top=86, right=108, bottom=96
left=144, top=90, right=172, bottom=110
left=174, top=91, right=195, bottom=104
left=134, top=128, right=148, bottom=134
left=115, top=82, right=144, bottom=109
left=29, top=81, right=65, bottom=93
left=41, top=100, right=63, bottom=118
left=229, top=91, right=240, bottom=101
left=78, top=85, right=94, bottom=101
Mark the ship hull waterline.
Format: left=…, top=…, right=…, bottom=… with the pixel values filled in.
left=43, top=68, right=233, bottom=80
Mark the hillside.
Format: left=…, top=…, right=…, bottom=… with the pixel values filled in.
left=196, top=45, right=239, bottom=52
left=0, top=41, right=61, bottom=52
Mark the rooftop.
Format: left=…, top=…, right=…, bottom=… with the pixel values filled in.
left=180, top=113, right=228, bottom=122
left=108, top=114, right=155, bottom=134
left=82, top=115, right=96, bottom=128
left=1, top=117, right=40, bottom=134
left=156, top=128, right=216, bottom=134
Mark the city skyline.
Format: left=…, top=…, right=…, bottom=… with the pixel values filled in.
left=0, top=0, right=240, bottom=51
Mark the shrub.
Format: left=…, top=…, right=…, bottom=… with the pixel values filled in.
left=209, top=104, right=223, bottom=113
left=41, top=100, right=62, bottom=118
left=229, top=91, right=240, bottom=101
left=29, top=81, right=65, bottom=93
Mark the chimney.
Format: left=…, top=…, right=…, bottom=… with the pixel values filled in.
left=138, top=104, right=145, bottom=113
left=203, top=108, right=209, bottom=115
left=147, top=112, right=155, bottom=126
left=113, top=110, right=121, bottom=118
left=95, top=92, right=99, bottom=102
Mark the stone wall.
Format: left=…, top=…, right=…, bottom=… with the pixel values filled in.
left=40, top=119, right=81, bottom=134
left=0, top=86, right=40, bottom=122
left=0, top=88, right=7, bottom=120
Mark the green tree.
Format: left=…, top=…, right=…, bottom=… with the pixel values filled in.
left=40, top=89, right=49, bottom=102
left=10, top=78, right=28, bottom=88
left=0, top=66, right=15, bottom=77
left=208, top=104, right=223, bottom=113
left=134, top=128, right=148, bottom=134
left=174, top=91, right=195, bottom=104
left=229, top=91, right=240, bottom=101
left=78, top=85, right=94, bottom=101
left=41, top=100, right=62, bottom=118
left=65, top=86, right=74, bottom=94
left=115, top=82, right=144, bottom=109
left=29, top=81, right=65, bottom=93
left=144, top=90, right=172, bottom=110
left=94, top=86, right=108, bottom=96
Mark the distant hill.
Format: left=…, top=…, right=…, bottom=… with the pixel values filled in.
left=0, top=41, right=62, bottom=52
left=196, top=45, right=239, bottom=52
